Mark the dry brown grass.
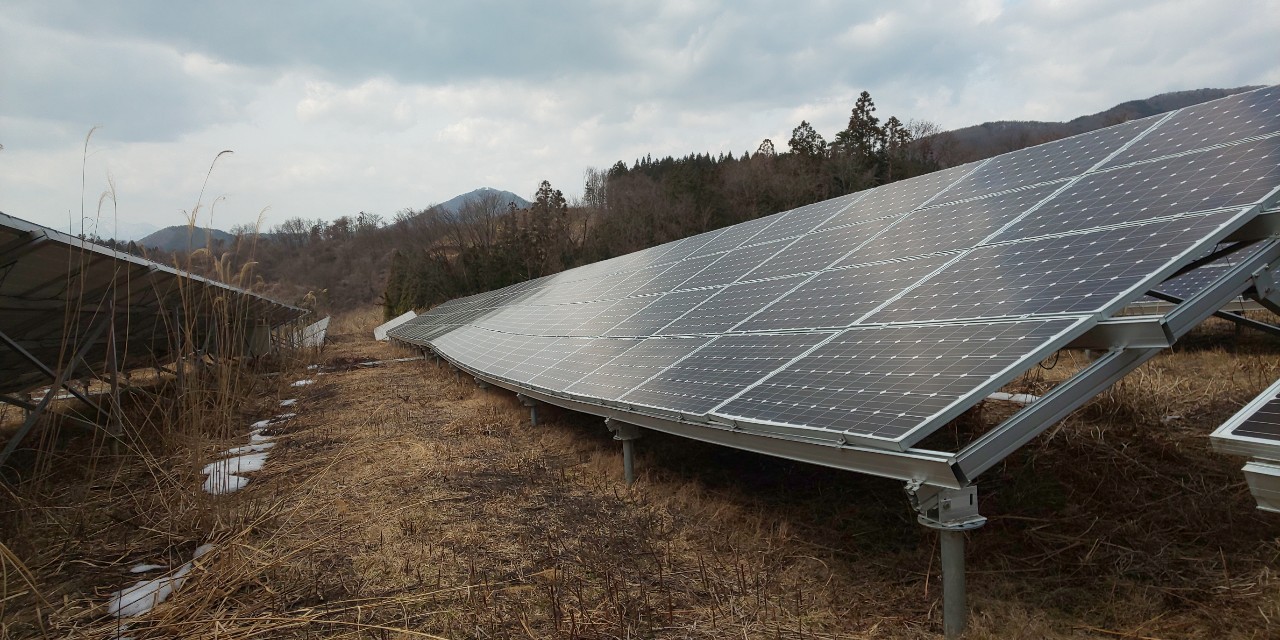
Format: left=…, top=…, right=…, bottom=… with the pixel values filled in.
left=3, top=314, right=1279, bottom=638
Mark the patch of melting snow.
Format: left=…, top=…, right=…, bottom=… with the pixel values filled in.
left=203, top=452, right=269, bottom=476
left=249, top=433, right=274, bottom=444
left=222, top=442, right=276, bottom=456
left=306, top=364, right=319, bottom=370
left=280, top=398, right=297, bottom=407
left=203, top=471, right=250, bottom=495
left=249, top=413, right=295, bottom=430
left=129, top=564, right=167, bottom=574
left=108, top=544, right=215, bottom=617
left=291, top=379, right=315, bottom=387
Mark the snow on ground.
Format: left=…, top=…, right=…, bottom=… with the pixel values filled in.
left=107, top=544, right=215, bottom=617
left=280, top=398, right=297, bottom=407
left=222, top=442, right=276, bottom=456
left=292, top=379, right=315, bottom=387
left=249, top=433, right=274, bottom=444
left=203, top=452, right=269, bottom=476
left=203, top=471, right=250, bottom=495
left=129, top=564, right=167, bottom=574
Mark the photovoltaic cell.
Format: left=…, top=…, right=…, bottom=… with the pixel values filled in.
left=747, top=192, right=862, bottom=244
left=1105, top=85, right=1280, bottom=167
left=744, top=216, right=899, bottom=281
left=872, top=210, right=1239, bottom=323
left=578, top=296, right=659, bottom=335
left=620, top=333, right=832, bottom=414
left=630, top=254, right=722, bottom=296
left=566, top=337, right=710, bottom=401
left=499, top=336, right=576, bottom=383
left=1004, top=136, right=1280, bottom=240
left=846, top=183, right=1061, bottom=264
left=676, top=240, right=789, bottom=290
left=606, top=288, right=717, bottom=337
left=816, top=164, right=974, bottom=230
left=528, top=338, right=639, bottom=392
left=715, top=319, right=1084, bottom=445
left=691, top=215, right=781, bottom=257
left=940, top=118, right=1155, bottom=201
left=739, top=253, right=955, bottom=332
left=652, top=228, right=726, bottom=263
left=658, top=276, right=806, bottom=336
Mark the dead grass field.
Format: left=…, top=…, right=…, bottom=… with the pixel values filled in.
left=3, top=312, right=1280, bottom=639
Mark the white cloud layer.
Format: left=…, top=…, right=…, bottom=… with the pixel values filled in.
left=1, top=0, right=1277, bottom=236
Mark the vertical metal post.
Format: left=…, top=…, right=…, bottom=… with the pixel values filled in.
left=607, top=419, right=641, bottom=487
left=907, top=483, right=986, bottom=640
left=940, top=530, right=967, bottom=639
left=622, top=439, right=635, bottom=486
left=517, top=394, right=539, bottom=426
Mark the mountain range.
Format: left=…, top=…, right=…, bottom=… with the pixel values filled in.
left=435, top=187, right=532, bottom=214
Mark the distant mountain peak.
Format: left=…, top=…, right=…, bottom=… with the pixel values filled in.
left=437, top=188, right=531, bottom=214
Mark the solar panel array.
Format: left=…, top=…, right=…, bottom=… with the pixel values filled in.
left=391, top=86, right=1280, bottom=451
left=0, top=212, right=307, bottom=395
left=1212, top=378, right=1280, bottom=460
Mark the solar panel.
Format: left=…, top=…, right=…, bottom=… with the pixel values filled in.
left=815, top=164, right=976, bottom=230
left=739, top=253, right=955, bottom=331
left=1228, top=389, right=1280, bottom=442
left=657, top=276, right=806, bottom=336
left=0, top=212, right=305, bottom=396
left=528, top=338, right=639, bottom=393
left=714, top=318, right=1086, bottom=447
left=605, top=289, right=717, bottom=337
left=689, top=214, right=781, bottom=257
left=1104, top=85, right=1280, bottom=168
left=871, top=210, right=1241, bottom=323
left=565, top=337, right=711, bottom=401
left=746, top=192, right=864, bottom=244
left=1212, top=378, right=1280, bottom=461
left=629, top=254, right=723, bottom=296
left=743, top=216, right=900, bottom=281
left=620, top=332, right=832, bottom=415
left=1004, top=135, right=1280, bottom=240
left=845, top=183, right=1062, bottom=264
left=940, top=118, right=1157, bottom=202
left=675, top=239, right=790, bottom=290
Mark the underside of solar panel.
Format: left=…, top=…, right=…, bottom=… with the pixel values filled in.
left=390, top=86, right=1280, bottom=483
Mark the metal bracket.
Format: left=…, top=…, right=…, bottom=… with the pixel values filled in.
left=1253, top=262, right=1278, bottom=306
left=907, top=482, right=987, bottom=531
left=606, top=417, right=641, bottom=441
left=1066, top=315, right=1173, bottom=349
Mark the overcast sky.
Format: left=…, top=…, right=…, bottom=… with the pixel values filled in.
left=1, top=0, right=1277, bottom=239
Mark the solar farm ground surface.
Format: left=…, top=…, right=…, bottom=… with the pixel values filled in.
left=4, top=310, right=1279, bottom=639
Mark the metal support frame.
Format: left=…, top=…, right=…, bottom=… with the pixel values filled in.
left=0, top=316, right=111, bottom=467
left=606, top=418, right=642, bottom=486
left=1147, top=290, right=1280, bottom=337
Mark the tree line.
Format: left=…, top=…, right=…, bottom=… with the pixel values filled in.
left=383, top=91, right=953, bottom=317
